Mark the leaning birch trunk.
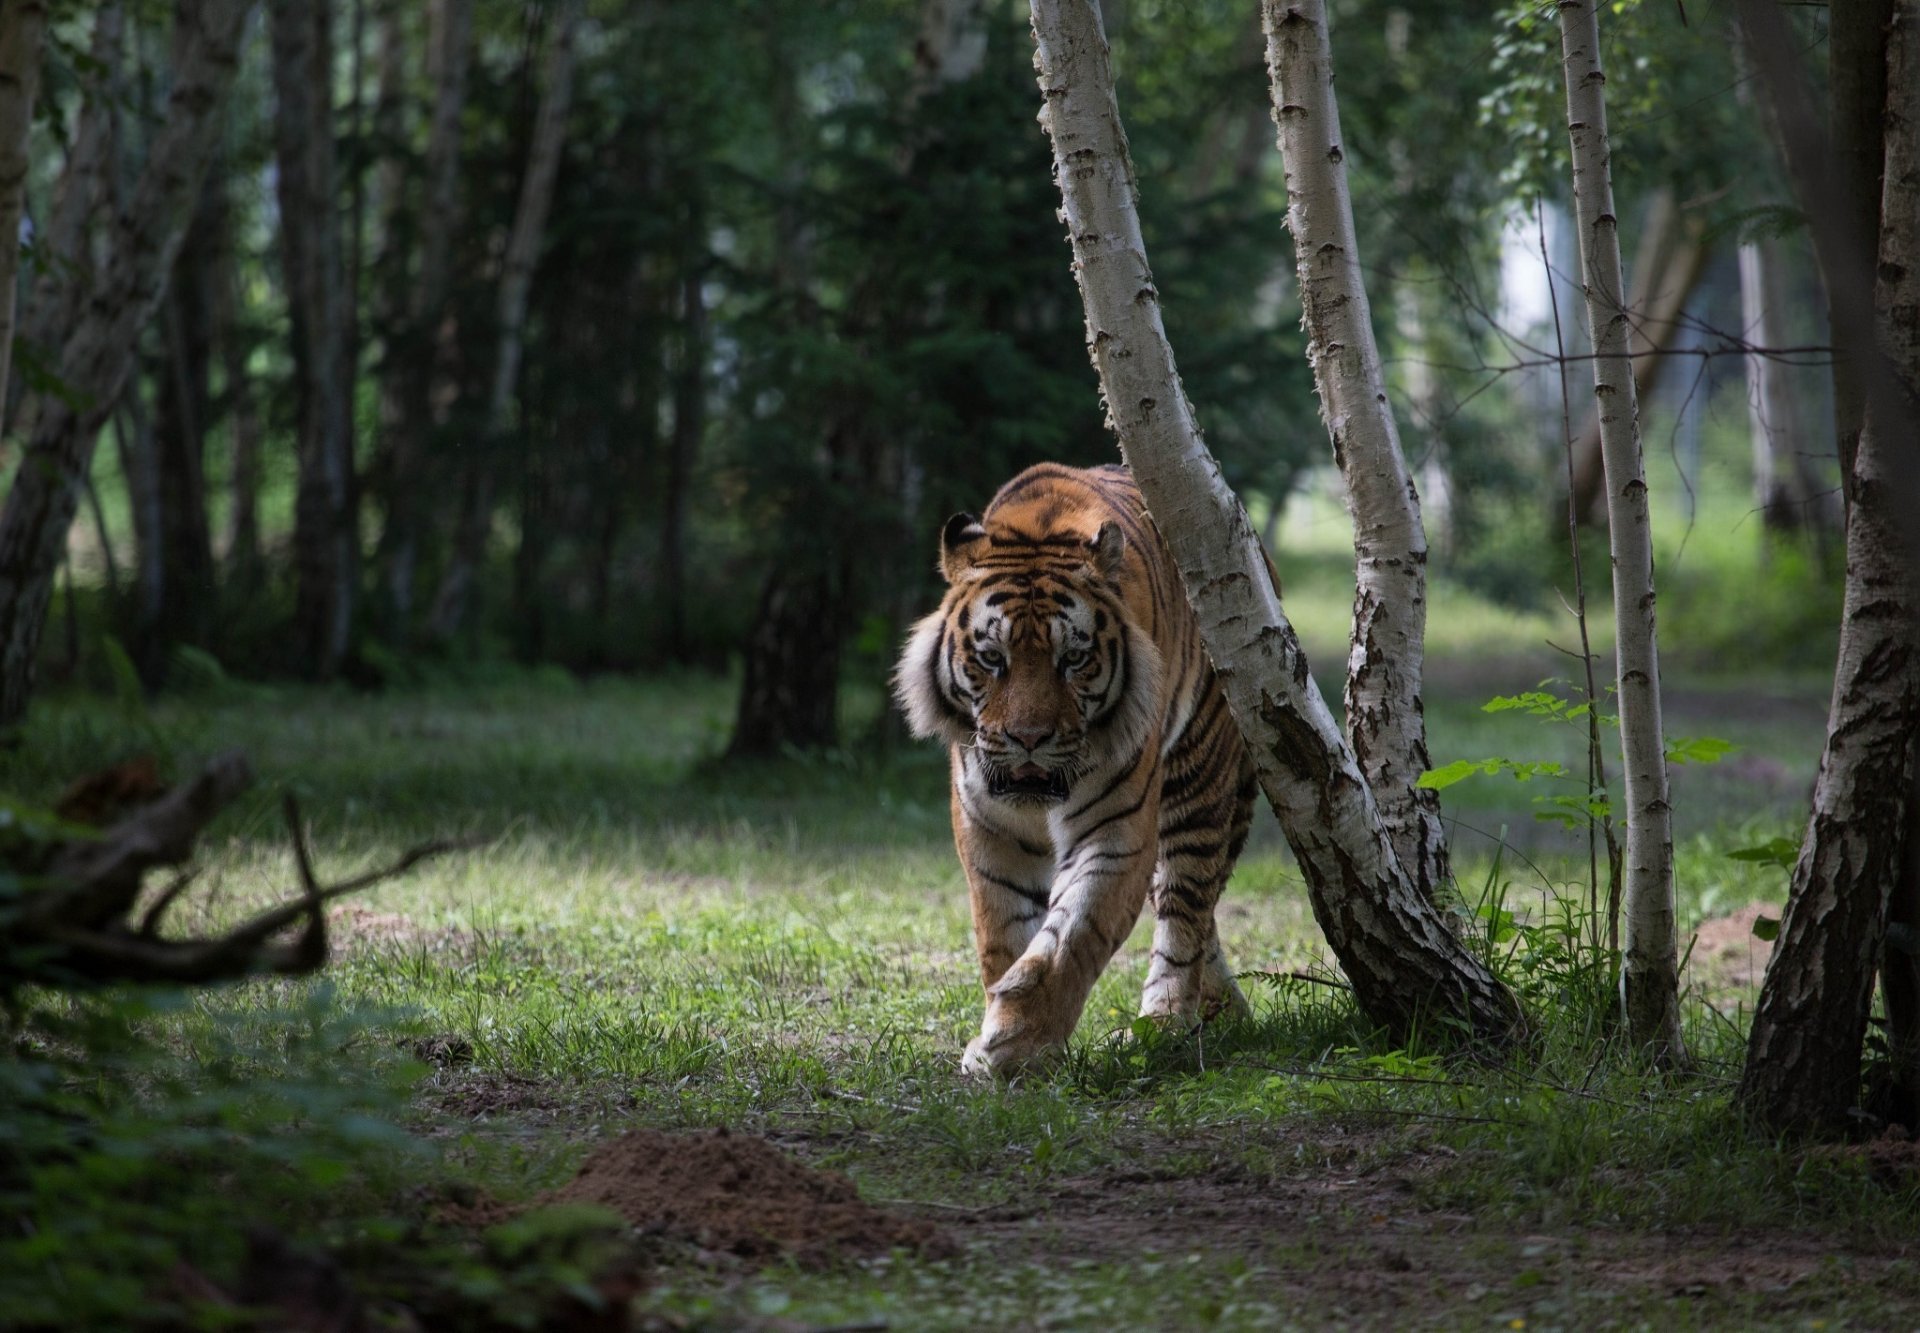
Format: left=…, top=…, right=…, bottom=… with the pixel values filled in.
left=1027, top=0, right=1521, bottom=1046
left=1557, top=0, right=1684, bottom=1062
left=0, top=0, right=48, bottom=417
left=424, top=0, right=580, bottom=644
left=0, top=0, right=249, bottom=730
left=1739, top=0, right=1920, bottom=1136
left=1261, top=0, right=1447, bottom=905
left=271, top=0, right=356, bottom=676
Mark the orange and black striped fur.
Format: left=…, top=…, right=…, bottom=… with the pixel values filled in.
left=895, top=463, right=1257, bottom=1076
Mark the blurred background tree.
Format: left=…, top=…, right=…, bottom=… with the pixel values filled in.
left=0, top=0, right=1845, bottom=749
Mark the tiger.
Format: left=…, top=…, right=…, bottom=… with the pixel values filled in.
left=894, top=462, right=1259, bottom=1077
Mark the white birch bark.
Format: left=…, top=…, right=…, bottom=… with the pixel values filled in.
left=0, top=0, right=250, bottom=728
left=1262, top=0, right=1447, bottom=904
left=1741, top=0, right=1920, bottom=1135
left=424, top=0, right=581, bottom=642
left=1557, top=1, right=1684, bottom=1062
left=1027, top=0, right=1520, bottom=1045
left=0, top=0, right=48, bottom=417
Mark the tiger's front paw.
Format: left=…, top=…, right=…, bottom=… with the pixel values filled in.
left=963, top=959, right=1069, bottom=1078
left=961, top=1019, right=1065, bottom=1079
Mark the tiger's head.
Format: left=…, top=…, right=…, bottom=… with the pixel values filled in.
left=894, top=511, right=1164, bottom=804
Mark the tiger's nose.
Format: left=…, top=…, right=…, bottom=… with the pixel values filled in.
left=1007, top=725, right=1054, bottom=753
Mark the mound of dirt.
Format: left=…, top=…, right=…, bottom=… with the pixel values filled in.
left=543, top=1127, right=947, bottom=1268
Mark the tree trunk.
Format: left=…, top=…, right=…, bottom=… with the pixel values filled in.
left=1565, top=194, right=1709, bottom=527
left=660, top=267, right=703, bottom=664
left=1870, top=0, right=1920, bottom=1133
left=211, top=174, right=264, bottom=594
left=424, top=0, right=580, bottom=646
left=271, top=0, right=356, bottom=677
left=373, top=0, right=471, bottom=637
left=0, top=0, right=48, bottom=418
left=1738, top=235, right=1821, bottom=534
left=728, top=568, right=845, bottom=757
left=1027, top=0, right=1520, bottom=1048
left=115, top=400, right=163, bottom=665
left=14, top=6, right=120, bottom=441
left=1262, top=0, right=1448, bottom=905
left=1557, top=0, right=1684, bottom=1062
left=1736, top=384, right=1920, bottom=1137
left=0, top=0, right=249, bottom=731
left=732, top=0, right=984, bottom=757
left=1736, top=0, right=1920, bottom=1138
left=150, top=173, right=221, bottom=666
left=1827, top=0, right=1895, bottom=500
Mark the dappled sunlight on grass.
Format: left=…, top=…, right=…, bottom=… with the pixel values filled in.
left=5, top=636, right=1900, bottom=1328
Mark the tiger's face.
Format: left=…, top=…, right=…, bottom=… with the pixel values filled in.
left=895, top=513, right=1163, bottom=804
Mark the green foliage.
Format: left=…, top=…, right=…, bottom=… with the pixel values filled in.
left=0, top=987, right=422, bottom=1326
left=1727, top=835, right=1800, bottom=870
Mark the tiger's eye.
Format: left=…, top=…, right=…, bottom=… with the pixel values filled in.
left=1061, top=647, right=1090, bottom=671
left=978, top=648, right=1006, bottom=672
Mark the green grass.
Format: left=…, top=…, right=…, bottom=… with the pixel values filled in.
left=2, top=638, right=1910, bottom=1330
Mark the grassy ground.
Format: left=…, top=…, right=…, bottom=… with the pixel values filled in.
left=8, top=495, right=1909, bottom=1331
left=8, top=659, right=1912, bottom=1329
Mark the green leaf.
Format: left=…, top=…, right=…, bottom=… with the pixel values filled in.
left=1752, top=915, right=1781, bottom=942
left=1666, top=735, right=1734, bottom=765
left=1416, top=759, right=1489, bottom=790
left=1727, top=836, right=1799, bottom=869
left=1418, top=757, right=1568, bottom=790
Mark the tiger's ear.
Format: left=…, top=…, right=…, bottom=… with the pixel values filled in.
left=939, top=512, right=986, bottom=582
left=1087, top=521, right=1125, bottom=577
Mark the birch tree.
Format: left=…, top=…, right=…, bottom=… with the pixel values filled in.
left=0, top=0, right=250, bottom=730
left=1261, top=0, right=1446, bottom=904
left=0, top=0, right=48, bottom=416
left=271, top=0, right=356, bottom=676
left=425, top=0, right=582, bottom=644
left=1556, top=0, right=1684, bottom=1063
left=1026, top=0, right=1520, bottom=1047
left=1737, top=0, right=1920, bottom=1136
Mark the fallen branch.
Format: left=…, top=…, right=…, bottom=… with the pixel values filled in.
left=4, top=753, right=482, bottom=990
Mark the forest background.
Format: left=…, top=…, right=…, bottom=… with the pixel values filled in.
left=2, top=0, right=1913, bottom=1328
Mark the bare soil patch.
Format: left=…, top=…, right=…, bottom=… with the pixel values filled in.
left=458, top=1127, right=950, bottom=1270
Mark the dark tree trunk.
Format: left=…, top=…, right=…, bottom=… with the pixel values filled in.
left=424, top=0, right=579, bottom=647
left=0, top=0, right=248, bottom=730
left=1736, top=0, right=1920, bottom=1137
left=371, top=0, right=471, bottom=641
left=150, top=175, right=221, bottom=666
left=728, top=568, right=846, bottom=758
left=0, top=0, right=48, bottom=419
left=271, top=0, right=357, bottom=677
left=211, top=179, right=264, bottom=596
left=1827, top=0, right=1895, bottom=501
left=115, top=399, right=163, bottom=670
left=660, top=267, right=703, bottom=664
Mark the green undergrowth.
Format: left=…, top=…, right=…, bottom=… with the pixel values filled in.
left=1, top=671, right=1907, bottom=1330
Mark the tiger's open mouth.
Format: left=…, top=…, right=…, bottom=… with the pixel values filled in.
left=989, top=762, right=1071, bottom=802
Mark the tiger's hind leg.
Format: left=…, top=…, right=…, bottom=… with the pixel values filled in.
left=1140, top=728, right=1257, bottom=1025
